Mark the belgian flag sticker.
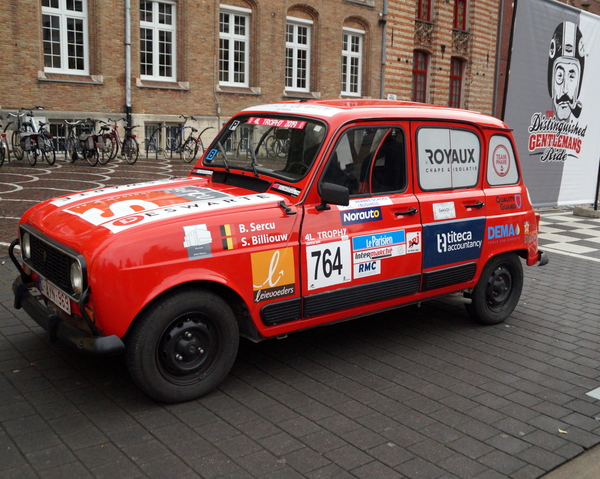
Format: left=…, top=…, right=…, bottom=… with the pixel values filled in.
left=220, top=224, right=234, bottom=250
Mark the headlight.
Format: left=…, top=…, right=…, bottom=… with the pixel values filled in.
left=22, top=232, right=31, bottom=259
left=70, top=261, right=83, bottom=295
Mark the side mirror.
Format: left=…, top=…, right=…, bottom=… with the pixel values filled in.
left=317, top=182, right=349, bottom=211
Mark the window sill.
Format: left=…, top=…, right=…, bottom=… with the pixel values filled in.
left=38, top=72, right=103, bottom=85
left=343, top=0, right=375, bottom=7
left=137, top=78, right=189, bottom=90
left=283, top=90, right=321, bottom=100
left=216, top=85, right=261, bottom=95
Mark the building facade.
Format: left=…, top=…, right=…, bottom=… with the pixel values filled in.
left=383, top=0, right=501, bottom=115
left=0, top=0, right=503, bottom=149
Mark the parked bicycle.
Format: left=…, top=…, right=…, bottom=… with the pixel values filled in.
left=0, top=115, right=12, bottom=166
left=19, top=127, right=56, bottom=167
left=181, top=126, right=214, bottom=163
left=107, top=117, right=140, bottom=164
left=33, top=120, right=57, bottom=165
left=87, top=119, right=116, bottom=165
left=8, top=107, right=42, bottom=161
left=145, top=125, right=168, bottom=160
left=165, top=115, right=211, bottom=162
left=64, top=119, right=84, bottom=164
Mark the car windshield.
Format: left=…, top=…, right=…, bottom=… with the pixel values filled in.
left=202, top=115, right=327, bottom=181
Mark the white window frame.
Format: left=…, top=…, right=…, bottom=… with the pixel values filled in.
left=341, top=27, right=364, bottom=97
left=42, top=0, right=89, bottom=74
left=285, top=16, right=312, bottom=92
left=140, top=0, right=177, bottom=81
left=219, top=5, right=251, bottom=88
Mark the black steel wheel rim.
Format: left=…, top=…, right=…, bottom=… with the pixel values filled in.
left=484, top=264, right=513, bottom=311
left=156, top=313, right=221, bottom=385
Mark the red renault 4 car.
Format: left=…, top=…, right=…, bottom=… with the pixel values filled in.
left=10, top=100, right=548, bottom=402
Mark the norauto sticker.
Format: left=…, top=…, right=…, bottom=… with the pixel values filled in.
left=248, top=117, right=307, bottom=129
left=340, top=207, right=382, bottom=226
left=251, top=247, right=296, bottom=303
left=50, top=178, right=190, bottom=207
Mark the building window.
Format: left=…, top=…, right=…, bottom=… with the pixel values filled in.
left=286, top=17, right=312, bottom=92
left=454, top=0, right=467, bottom=31
left=416, top=0, right=431, bottom=21
left=341, top=29, right=363, bottom=96
left=449, top=58, right=463, bottom=108
left=140, top=0, right=176, bottom=81
left=411, top=51, right=428, bottom=103
left=219, top=5, right=251, bottom=87
left=42, top=0, right=89, bottom=74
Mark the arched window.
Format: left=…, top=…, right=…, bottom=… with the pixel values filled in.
left=341, top=28, right=364, bottom=96
left=219, top=4, right=252, bottom=87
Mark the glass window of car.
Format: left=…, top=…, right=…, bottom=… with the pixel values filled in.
left=203, top=115, right=326, bottom=181
left=322, top=127, right=406, bottom=196
left=487, top=135, right=520, bottom=186
left=417, top=127, right=480, bottom=190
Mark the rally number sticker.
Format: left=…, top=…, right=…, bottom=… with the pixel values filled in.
left=306, top=240, right=351, bottom=291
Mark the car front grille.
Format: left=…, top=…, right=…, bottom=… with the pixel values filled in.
left=25, top=232, right=76, bottom=297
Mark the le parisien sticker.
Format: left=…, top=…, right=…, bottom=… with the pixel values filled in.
left=251, top=247, right=296, bottom=303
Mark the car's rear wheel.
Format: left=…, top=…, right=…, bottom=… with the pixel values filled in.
left=465, top=253, right=523, bottom=325
left=126, top=288, right=239, bottom=403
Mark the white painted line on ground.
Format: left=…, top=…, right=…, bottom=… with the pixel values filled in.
left=586, top=387, right=600, bottom=400
left=541, top=245, right=600, bottom=263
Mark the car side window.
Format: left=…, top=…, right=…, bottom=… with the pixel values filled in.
left=322, top=127, right=406, bottom=196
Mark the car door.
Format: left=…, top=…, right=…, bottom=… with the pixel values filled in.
left=411, top=122, right=487, bottom=292
left=299, top=123, right=423, bottom=320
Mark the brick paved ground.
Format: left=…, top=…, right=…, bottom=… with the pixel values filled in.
left=1, top=157, right=600, bottom=478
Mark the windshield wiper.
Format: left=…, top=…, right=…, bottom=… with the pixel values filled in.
left=216, top=142, right=231, bottom=173
left=247, top=138, right=260, bottom=178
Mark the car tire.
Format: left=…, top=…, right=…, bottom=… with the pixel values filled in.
left=126, top=287, right=239, bottom=403
left=465, top=253, right=523, bottom=325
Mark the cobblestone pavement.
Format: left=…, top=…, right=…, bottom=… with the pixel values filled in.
left=1, top=158, right=600, bottom=478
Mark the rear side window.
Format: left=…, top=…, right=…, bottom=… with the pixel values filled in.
left=487, top=135, right=519, bottom=186
left=417, top=127, right=480, bottom=191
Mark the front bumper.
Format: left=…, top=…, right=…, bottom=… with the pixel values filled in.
left=12, top=276, right=125, bottom=355
left=10, top=239, right=124, bottom=356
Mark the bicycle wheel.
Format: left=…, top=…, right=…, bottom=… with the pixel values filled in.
left=98, top=135, right=114, bottom=165
left=122, top=137, right=139, bottom=164
left=25, top=149, right=37, bottom=166
left=42, top=137, right=56, bottom=165
left=0, top=142, right=5, bottom=167
left=11, top=130, right=23, bottom=160
left=180, top=138, right=199, bottom=163
left=85, top=148, right=98, bottom=167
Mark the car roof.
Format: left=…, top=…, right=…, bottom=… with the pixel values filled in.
left=242, top=99, right=509, bottom=130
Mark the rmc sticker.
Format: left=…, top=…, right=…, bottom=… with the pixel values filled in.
left=251, top=247, right=296, bottom=303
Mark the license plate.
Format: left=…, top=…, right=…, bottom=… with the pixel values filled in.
left=40, top=278, right=72, bottom=315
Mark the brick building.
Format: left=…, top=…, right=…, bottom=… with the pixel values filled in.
left=0, top=0, right=503, bottom=150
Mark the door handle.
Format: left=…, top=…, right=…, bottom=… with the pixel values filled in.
left=394, top=207, right=418, bottom=216
left=465, top=201, right=484, bottom=209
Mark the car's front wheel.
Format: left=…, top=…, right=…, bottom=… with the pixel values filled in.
left=126, top=288, right=239, bottom=403
left=465, top=253, right=523, bottom=325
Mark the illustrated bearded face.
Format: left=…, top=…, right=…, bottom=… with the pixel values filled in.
left=552, top=58, right=580, bottom=120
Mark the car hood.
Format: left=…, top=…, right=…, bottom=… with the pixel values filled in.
left=21, top=177, right=284, bottom=250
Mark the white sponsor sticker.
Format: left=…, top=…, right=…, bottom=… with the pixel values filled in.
left=51, top=178, right=190, bottom=207
left=101, top=194, right=279, bottom=233
left=306, top=239, right=352, bottom=290
left=433, top=202, right=456, bottom=221
left=338, top=197, right=393, bottom=210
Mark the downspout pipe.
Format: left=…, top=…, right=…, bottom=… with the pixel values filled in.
left=125, top=0, right=132, bottom=124
left=380, top=0, right=389, bottom=99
